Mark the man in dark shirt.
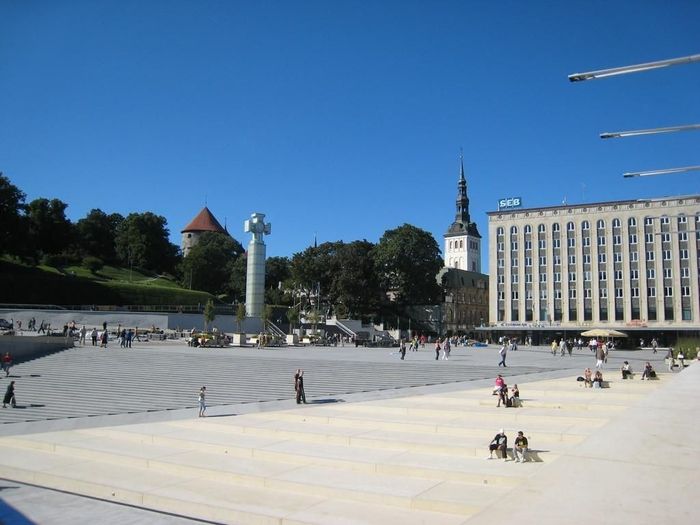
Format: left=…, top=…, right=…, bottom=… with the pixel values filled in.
left=514, top=431, right=529, bottom=463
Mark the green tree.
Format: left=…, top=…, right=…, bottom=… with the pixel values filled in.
left=228, top=254, right=248, bottom=303
left=261, top=304, right=273, bottom=333
left=179, top=232, right=243, bottom=294
left=203, top=299, right=216, bottom=332
left=373, top=224, right=443, bottom=304
left=115, top=212, right=180, bottom=273
left=26, top=198, right=75, bottom=256
left=75, top=209, right=124, bottom=263
left=0, top=173, right=27, bottom=256
left=83, top=256, right=104, bottom=274
left=264, top=256, right=292, bottom=305
left=235, top=303, right=247, bottom=333
left=286, top=307, right=300, bottom=334
left=332, top=240, right=380, bottom=316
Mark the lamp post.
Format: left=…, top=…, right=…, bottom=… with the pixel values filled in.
left=601, top=124, right=700, bottom=139
left=623, top=166, right=700, bottom=178
left=568, top=53, right=700, bottom=82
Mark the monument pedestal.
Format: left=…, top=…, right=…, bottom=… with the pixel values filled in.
left=232, top=333, right=247, bottom=346
left=286, top=334, right=298, bottom=346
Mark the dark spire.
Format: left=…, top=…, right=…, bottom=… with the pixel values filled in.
left=455, top=150, right=470, bottom=224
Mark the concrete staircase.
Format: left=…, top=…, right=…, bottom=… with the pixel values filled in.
left=0, top=375, right=663, bottom=524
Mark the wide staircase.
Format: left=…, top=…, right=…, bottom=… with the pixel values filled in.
left=0, top=375, right=663, bottom=524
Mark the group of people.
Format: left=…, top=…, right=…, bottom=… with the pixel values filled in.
left=582, top=367, right=605, bottom=388
left=493, top=374, right=520, bottom=407
left=487, top=429, right=529, bottom=462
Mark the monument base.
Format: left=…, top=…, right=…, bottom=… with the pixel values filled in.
left=286, top=334, right=298, bottom=346
left=232, top=333, right=247, bottom=346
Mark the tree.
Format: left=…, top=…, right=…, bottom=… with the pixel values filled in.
left=235, top=303, right=247, bottom=333
left=115, top=212, right=180, bottom=274
left=0, top=173, right=27, bottom=256
left=203, top=299, right=216, bottom=332
left=228, top=254, right=248, bottom=303
left=265, top=256, right=292, bottom=305
left=373, top=224, right=443, bottom=304
left=26, top=198, right=74, bottom=256
left=332, top=240, right=381, bottom=316
left=75, top=209, right=124, bottom=263
left=179, top=232, right=243, bottom=294
left=83, top=256, right=104, bottom=274
left=261, top=304, right=273, bottom=333
left=286, top=307, right=300, bottom=334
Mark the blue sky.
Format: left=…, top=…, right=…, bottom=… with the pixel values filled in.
left=2, top=1, right=699, bottom=268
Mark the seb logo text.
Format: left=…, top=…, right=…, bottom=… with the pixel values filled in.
left=498, top=197, right=522, bottom=209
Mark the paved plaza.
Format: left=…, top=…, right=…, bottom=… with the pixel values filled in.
left=0, top=340, right=695, bottom=524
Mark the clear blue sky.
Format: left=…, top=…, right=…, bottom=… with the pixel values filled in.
left=2, top=1, right=699, bottom=268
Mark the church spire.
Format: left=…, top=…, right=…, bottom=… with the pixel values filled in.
left=455, top=150, right=470, bottom=224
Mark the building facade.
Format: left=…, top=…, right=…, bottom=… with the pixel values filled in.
left=444, top=155, right=482, bottom=273
left=488, top=195, right=700, bottom=334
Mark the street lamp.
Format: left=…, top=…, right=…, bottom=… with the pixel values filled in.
left=568, top=53, right=700, bottom=82
left=623, top=165, right=700, bottom=178
left=601, top=124, right=700, bottom=139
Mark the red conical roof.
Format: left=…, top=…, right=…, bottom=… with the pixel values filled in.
left=181, top=207, right=227, bottom=234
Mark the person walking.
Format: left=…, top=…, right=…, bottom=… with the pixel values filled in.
left=91, top=327, right=98, bottom=346
left=79, top=325, right=87, bottom=345
left=651, top=338, right=658, bottom=354
left=442, top=338, right=450, bottom=360
left=595, top=344, right=605, bottom=370
left=294, top=369, right=307, bottom=404
left=498, top=342, right=508, bottom=367
left=559, top=338, right=566, bottom=357
left=399, top=339, right=406, bottom=360
left=2, top=352, right=13, bottom=377
left=198, top=386, right=207, bottom=417
left=434, top=339, right=441, bottom=360
left=3, top=381, right=16, bottom=408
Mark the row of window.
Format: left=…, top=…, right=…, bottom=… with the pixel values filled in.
left=500, top=286, right=690, bottom=301
left=498, top=250, right=692, bottom=267
left=498, top=267, right=690, bottom=283
left=496, top=214, right=699, bottom=236
left=447, top=239, right=480, bottom=251
left=500, top=233, right=691, bottom=252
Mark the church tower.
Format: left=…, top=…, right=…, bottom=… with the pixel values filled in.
left=444, top=153, right=481, bottom=272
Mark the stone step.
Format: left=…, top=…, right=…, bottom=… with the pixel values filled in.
left=0, top=438, right=507, bottom=518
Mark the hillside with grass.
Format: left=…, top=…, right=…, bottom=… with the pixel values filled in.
left=0, top=259, right=216, bottom=307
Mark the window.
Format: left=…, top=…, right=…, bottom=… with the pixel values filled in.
left=647, top=287, right=656, bottom=297
left=597, top=219, right=605, bottom=229
left=525, top=240, right=532, bottom=250
left=538, top=224, right=546, bottom=233
left=615, top=288, right=623, bottom=298
left=613, top=235, right=621, bottom=245
left=647, top=268, right=656, bottom=279
left=567, top=237, right=576, bottom=248
left=599, top=271, right=607, bottom=281
left=512, top=291, right=519, bottom=300
left=583, top=254, right=591, bottom=264
left=629, top=217, right=637, bottom=227
left=661, top=216, right=669, bottom=225
left=680, top=249, right=689, bottom=259
left=613, top=218, right=621, bottom=227
left=583, top=237, right=591, bottom=247
left=582, top=221, right=590, bottom=230
left=567, top=222, right=575, bottom=231
left=681, top=267, right=689, bottom=278
left=526, top=290, right=533, bottom=299
left=498, top=291, right=505, bottom=300
left=512, top=258, right=519, bottom=267
left=584, top=288, right=592, bottom=299
left=525, top=257, right=532, bottom=267
left=525, top=273, right=532, bottom=283
left=679, top=215, right=687, bottom=224
left=540, top=289, right=548, bottom=299
left=511, top=241, right=518, bottom=250
left=554, top=239, right=562, bottom=249
left=584, top=271, right=591, bottom=281
left=682, top=286, right=691, bottom=296
left=664, top=286, right=673, bottom=297
left=554, top=290, right=562, bottom=299
left=497, top=242, right=504, bottom=252
left=569, top=272, right=576, bottom=282
left=600, top=288, right=608, bottom=298
left=630, top=269, right=639, bottom=280
left=629, top=234, right=638, bottom=244
left=664, top=268, right=672, bottom=279
left=554, top=255, right=561, bottom=265
left=597, top=236, right=606, bottom=246
left=630, top=251, right=639, bottom=262
left=553, top=223, right=560, bottom=232
left=525, top=225, right=532, bottom=234
left=646, top=252, right=655, bottom=261
left=631, top=288, right=639, bottom=298
left=613, top=252, right=622, bottom=263
left=614, top=270, right=623, bottom=280
left=497, top=227, right=504, bottom=236
left=644, top=217, right=653, bottom=226
left=497, top=274, right=505, bottom=284
left=679, top=232, right=688, bottom=241
left=511, top=226, right=518, bottom=234
left=568, top=255, right=576, bottom=264
left=540, top=274, right=547, bottom=283
left=661, top=233, right=670, bottom=243
left=498, top=259, right=504, bottom=268
left=663, top=250, right=672, bottom=260
left=554, top=272, right=561, bottom=282
left=512, top=274, right=519, bottom=284
left=539, top=256, right=547, bottom=266
left=570, top=289, right=577, bottom=299
left=599, top=253, right=607, bottom=263
left=539, top=239, right=546, bottom=249
left=645, top=233, right=654, bottom=243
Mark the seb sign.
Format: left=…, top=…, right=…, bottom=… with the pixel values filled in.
left=498, top=197, right=522, bottom=210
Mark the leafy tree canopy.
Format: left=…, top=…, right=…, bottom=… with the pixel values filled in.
left=75, top=209, right=124, bottom=263
left=179, top=232, right=243, bottom=295
left=0, top=173, right=27, bottom=256
left=373, top=224, right=443, bottom=304
left=115, top=212, right=180, bottom=274
left=26, top=198, right=74, bottom=256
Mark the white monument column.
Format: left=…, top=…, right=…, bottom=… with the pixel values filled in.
left=244, top=212, right=271, bottom=318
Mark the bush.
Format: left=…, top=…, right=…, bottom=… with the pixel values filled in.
left=83, top=256, right=104, bottom=274
left=40, top=252, right=81, bottom=267
left=675, top=338, right=699, bottom=360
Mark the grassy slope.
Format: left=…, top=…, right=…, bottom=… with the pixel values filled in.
left=0, top=260, right=215, bottom=306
